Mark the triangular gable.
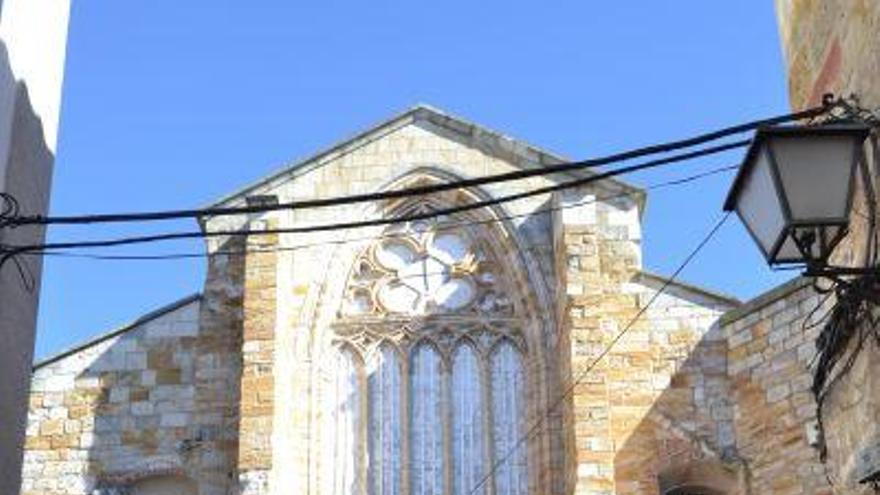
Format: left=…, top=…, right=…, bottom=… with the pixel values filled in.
left=206, top=104, right=645, bottom=211
left=634, top=270, right=741, bottom=309
left=33, top=294, right=202, bottom=370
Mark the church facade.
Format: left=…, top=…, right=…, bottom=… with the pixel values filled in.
left=22, top=106, right=833, bottom=495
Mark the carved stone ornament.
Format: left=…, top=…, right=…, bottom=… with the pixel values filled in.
left=340, top=219, right=514, bottom=319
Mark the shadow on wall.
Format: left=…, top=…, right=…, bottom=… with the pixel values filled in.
left=0, top=39, right=55, bottom=495
left=87, top=239, right=246, bottom=494
left=611, top=320, right=740, bottom=495
left=21, top=238, right=246, bottom=495
left=611, top=278, right=833, bottom=495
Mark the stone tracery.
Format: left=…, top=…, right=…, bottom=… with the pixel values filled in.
left=341, top=217, right=514, bottom=320
left=320, top=207, right=531, bottom=495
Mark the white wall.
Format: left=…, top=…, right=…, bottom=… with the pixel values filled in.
left=0, top=1, right=69, bottom=493
left=0, top=0, right=70, bottom=151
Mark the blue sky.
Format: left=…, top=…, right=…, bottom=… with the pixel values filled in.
left=36, top=1, right=794, bottom=358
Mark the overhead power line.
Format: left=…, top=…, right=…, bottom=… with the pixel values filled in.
left=3, top=140, right=746, bottom=258
left=1, top=103, right=830, bottom=228
left=466, top=211, right=732, bottom=495
left=32, top=164, right=738, bottom=262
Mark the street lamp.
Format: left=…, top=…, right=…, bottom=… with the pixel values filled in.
left=723, top=123, right=871, bottom=274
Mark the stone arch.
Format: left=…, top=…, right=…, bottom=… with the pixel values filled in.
left=308, top=166, right=555, bottom=342
left=657, top=460, right=739, bottom=495
left=304, top=166, right=557, bottom=494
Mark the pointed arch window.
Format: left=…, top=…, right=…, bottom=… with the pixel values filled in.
left=323, top=217, right=530, bottom=495
left=490, top=341, right=528, bottom=495
left=410, top=344, right=445, bottom=495
left=322, top=347, right=364, bottom=495
left=368, top=344, right=403, bottom=495
left=451, top=343, right=486, bottom=495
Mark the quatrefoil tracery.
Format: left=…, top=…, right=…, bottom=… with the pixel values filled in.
left=341, top=221, right=513, bottom=318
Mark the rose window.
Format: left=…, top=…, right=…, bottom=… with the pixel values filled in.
left=343, top=225, right=511, bottom=317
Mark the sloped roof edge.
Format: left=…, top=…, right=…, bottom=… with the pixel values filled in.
left=719, top=276, right=809, bottom=326
left=635, top=270, right=742, bottom=308
left=33, top=293, right=202, bottom=370
left=204, top=104, right=646, bottom=212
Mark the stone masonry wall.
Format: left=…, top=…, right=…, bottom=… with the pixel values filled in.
left=196, top=106, right=740, bottom=495
left=20, top=296, right=239, bottom=495
left=776, top=0, right=880, bottom=111
left=201, top=107, right=624, bottom=495
left=720, top=279, right=831, bottom=495
left=200, top=106, right=620, bottom=493
left=21, top=106, right=752, bottom=495
left=775, top=1, right=880, bottom=492
left=554, top=187, right=738, bottom=495
left=237, top=219, right=278, bottom=494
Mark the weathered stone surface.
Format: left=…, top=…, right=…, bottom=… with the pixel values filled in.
left=774, top=2, right=880, bottom=493
left=21, top=295, right=240, bottom=494
left=22, top=106, right=746, bottom=495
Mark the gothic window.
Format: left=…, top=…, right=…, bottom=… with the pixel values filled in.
left=322, top=218, right=529, bottom=495
left=322, top=347, right=364, bottom=495
left=451, top=343, right=486, bottom=495
left=410, top=344, right=445, bottom=495
left=490, top=342, right=528, bottom=495
left=368, top=344, right=403, bottom=495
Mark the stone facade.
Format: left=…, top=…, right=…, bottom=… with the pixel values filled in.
left=22, top=106, right=745, bottom=494
left=772, top=1, right=880, bottom=493
left=720, top=279, right=832, bottom=494
left=19, top=2, right=880, bottom=492
left=21, top=295, right=243, bottom=495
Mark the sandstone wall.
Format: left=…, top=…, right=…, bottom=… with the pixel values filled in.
left=19, top=105, right=746, bottom=495
left=199, top=106, right=738, bottom=495
left=776, top=0, right=880, bottom=111
left=20, top=295, right=240, bottom=495
left=204, top=110, right=586, bottom=494
left=556, top=197, right=738, bottom=495
left=775, top=1, right=880, bottom=492
left=720, top=279, right=831, bottom=494
left=201, top=107, right=650, bottom=495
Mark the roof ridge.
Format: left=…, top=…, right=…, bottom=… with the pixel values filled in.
left=202, top=104, right=644, bottom=212
left=635, top=270, right=742, bottom=307
left=33, top=293, right=202, bottom=370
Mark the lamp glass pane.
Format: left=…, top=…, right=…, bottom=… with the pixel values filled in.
left=774, top=234, right=803, bottom=262
left=771, top=135, right=856, bottom=222
left=736, top=148, right=787, bottom=255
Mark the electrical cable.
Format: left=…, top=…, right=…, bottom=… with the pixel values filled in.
left=30, top=164, right=738, bottom=261
left=3, top=140, right=746, bottom=258
left=2, top=103, right=830, bottom=228
left=466, top=211, right=731, bottom=495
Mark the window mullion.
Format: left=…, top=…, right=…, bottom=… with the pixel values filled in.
left=401, top=347, right=411, bottom=495
left=481, top=351, right=496, bottom=495
left=359, top=356, right=368, bottom=495
left=443, top=353, right=453, bottom=495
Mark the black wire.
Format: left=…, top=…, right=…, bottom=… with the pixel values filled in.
left=29, top=164, right=738, bottom=261
left=5, top=140, right=747, bottom=255
left=0, top=192, right=20, bottom=229
left=4, top=103, right=829, bottom=228
left=466, top=212, right=732, bottom=495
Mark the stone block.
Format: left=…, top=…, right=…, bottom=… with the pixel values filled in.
left=109, top=386, right=129, bottom=403
left=767, top=383, right=791, bottom=404
left=160, top=412, right=190, bottom=427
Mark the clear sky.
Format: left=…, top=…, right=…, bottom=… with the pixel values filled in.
left=35, top=1, right=795, bottom=359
